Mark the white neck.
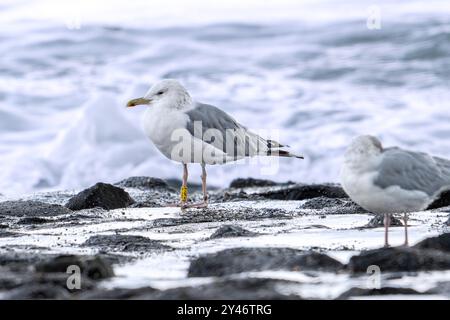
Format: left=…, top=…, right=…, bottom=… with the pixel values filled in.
left=344, top=148, right=382, bottom=173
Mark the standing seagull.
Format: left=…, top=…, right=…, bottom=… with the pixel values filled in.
left=127, top=79, right=303, bottom=208
left=341, top=135, right=450, bottom=247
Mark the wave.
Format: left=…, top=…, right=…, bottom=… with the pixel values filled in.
left=0, top=0, right=449, bottom=195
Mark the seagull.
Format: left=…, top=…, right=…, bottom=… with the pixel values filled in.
left=127, top=79, right=303, bottom=208
left=341, top=135, right=450, bottom=247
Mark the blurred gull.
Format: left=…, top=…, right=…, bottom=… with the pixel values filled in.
left=127, top=79, right=303, bottom=208
left=341, top=135, right=450, bottom=247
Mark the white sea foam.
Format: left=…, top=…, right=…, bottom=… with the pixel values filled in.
left=1, top=0, right=450, bottom=195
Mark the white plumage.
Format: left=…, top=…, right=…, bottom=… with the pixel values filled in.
left=127, top=79, right=302, bottom=208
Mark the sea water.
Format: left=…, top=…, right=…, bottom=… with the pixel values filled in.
left=0, top=0, right=449, bottom=195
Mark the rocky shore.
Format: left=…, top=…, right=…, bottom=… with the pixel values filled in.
left=1, top=177, right=450, bottom=300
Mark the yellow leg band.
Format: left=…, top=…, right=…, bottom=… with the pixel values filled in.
left=180, top=185, right=188, bottom=202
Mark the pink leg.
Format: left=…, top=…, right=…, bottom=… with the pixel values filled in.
left=384, top=213, right=390, bottom=247
left=201, top=163, right=208, bottom=204
left=403, top=213, right=409, bottom=246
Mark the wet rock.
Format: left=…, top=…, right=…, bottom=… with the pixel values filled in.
left=166, top=178, right=204, bottom=191
left=81, top=278, right=301, bottom=300
left=209, top=225, right=259, bottom=239
left=33, top=272, right=98, bottom=294
left=302, top=197, right=366, bottom=214
left=214, top=190, right=249, bottom=202
left=0, top=231, right=20, bottom=238
left=427, top=190, right=450, bottom=210
left=115, top=176, right=174, bottom=191
left=18, top=217, right=51, bottom=225
left=364, top=214, right=403, bottom=228
left=258, top=184, right=348, bottom=201
left=0, top=270, right=27, bottom=290
left=337, top=287, right=421, bottom=299
left=0, top=200, right=72, bottom=217
left=83, top=234, right=171, bottom=252
left=213, top=183, right=348, bottom=202
left=3, top=284, right=71, bottom=300
left=66, top=183, right=135, bottom=210
left=145, top=278, right=301, bottom=300
left=188, top=247, right=344, bottom=277
left=149, top=207, right=292, bottom=228
left=414, top=233, right=450, bottom=252
left=0, top=252, right=47, bottom=270
left=130, top=201, right=161, bottom=208
left=35, top=255, right=114, bottom=280
left=302, top=197, right=345, bottom=210
left=427, top=281, right=450, bottom=297
left=348, top=247, right=450, bottom=272
left=229, top=178, right=279, bottom=189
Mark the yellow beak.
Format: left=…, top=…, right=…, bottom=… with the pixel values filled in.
left=126, top=97, right=151, bottom=108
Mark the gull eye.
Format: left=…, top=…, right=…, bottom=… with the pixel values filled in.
left=157, top=90, right=165, bottom=95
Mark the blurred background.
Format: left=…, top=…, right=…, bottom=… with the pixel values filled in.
left=0, top=0, right=449, bottom=195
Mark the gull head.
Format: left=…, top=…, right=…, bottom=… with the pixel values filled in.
left=344, top=135, right=383, bottom=165
left=127, top=79, right=192, bottom=110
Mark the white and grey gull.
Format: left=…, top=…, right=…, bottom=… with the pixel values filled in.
left=341, top=135, right=450, bottom=247
left=127, top=79, right=303, bottom=208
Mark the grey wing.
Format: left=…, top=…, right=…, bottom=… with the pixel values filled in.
left=374, top=147, right=450, bottom=196
left=185, top=103, right=273, bottom=158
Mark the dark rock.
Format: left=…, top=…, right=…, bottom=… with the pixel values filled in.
left=0, top=252, right=47, bottom=269
left=0, top=231, right=20, bottom=238
left=348, top=247, right=450, bottom=272
left=214, top=190, right=249, bottom=202
left=229, top=178, right=279, bottom=189
left=258, top=184, right=348, bottom=201
left=149, top=207, right=292, bottom=228
left=364, top=214, right=403, bottom=228
left=81, top=278, right=301, bottom=300
left=130, top=201, right=161, bottom=208
left=414, top=233, right=450, bottom=252
left=426, top=281, right=450, bottom=297
left=66, top=183, right=135, bottom=210
left=3, top=284, right=71, bottom=299
left=209, top=225, right=259, bottom=239
left=0, top=200, right=71, bottom=217
left=0, top=271, right=27, bottom=290
left=302, top=197, right=366, bottom=214
left=446, top=216, right=450, bottom=226
left=302, top=197, right=346, bottom=210
left=153, top=278, right=301, bottom=300
left=337, top=287, right=421, bottom=299
left=188, top=247, right=344, bottom=277
left=427, top=190, right=450, bottom=210
left=165, top=178, right=204, bottom=191
left=115, top=176, right=174, bottom=191
left=0, top=224, right=8, bottom=229
left=18, top=217, right=51, bottom=225
left=214, top=182, right=341, bottom=203
left=35, top=255, right=114, bottom=280
left=83, top=234, right=171, bottom=252
left=34, top=272, right=97, bottom=293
